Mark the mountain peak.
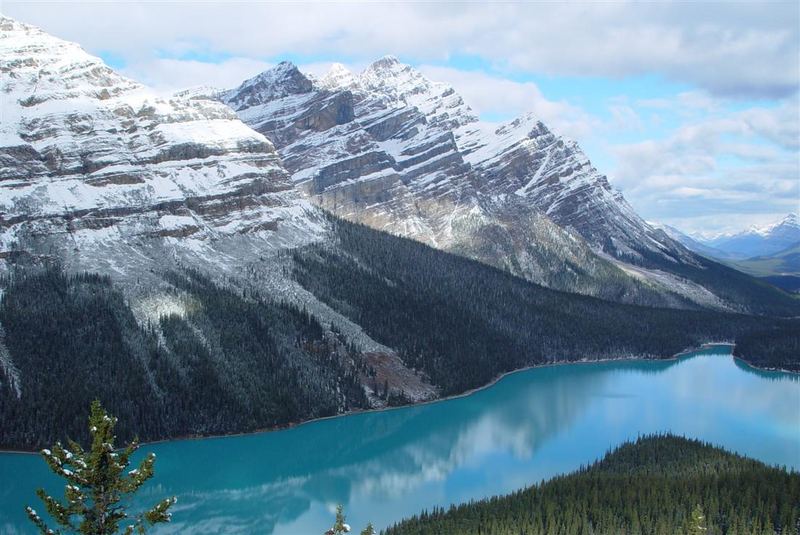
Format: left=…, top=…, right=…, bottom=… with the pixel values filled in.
left=1, top=15, right=317, bottom=260
left=368, top=55, right=401, bottom=70
left=705, top=212, right=800, bottom=257
left=750, top=213, right=799, bottom=236
left=357, top=55, right=433, bottom=99
left=361, top=55, right=413, bottom=83
left=326, top=62, right=352, bottom=76
left=0, top=12, right=140, bottom=110
left=222, top=61, right=312, bottom=110
left=271, top=60, right=300, bottom=74
left=779, top=212, right=798, bottom=226
left=252, top=61, right=307, bottom=86
left=320, top=62, right=356, bottom=90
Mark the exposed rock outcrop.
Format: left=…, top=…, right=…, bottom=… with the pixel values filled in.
left=221, top=59, right=713, bottom=308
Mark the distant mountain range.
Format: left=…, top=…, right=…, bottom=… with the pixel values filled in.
left=706, top=213, right=799, bottom=259
left=660, top=215, right=800, bottom=291
left=667, top=213, right=800, bottom=260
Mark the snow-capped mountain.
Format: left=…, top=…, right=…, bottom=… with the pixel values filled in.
left=705, top=214, right=800, bottom=259
left=1, top=16, right=791, bottom=318
left=0, top=16, right=405, bottom=353
left=0, top=15, right=324, bottom=282
left=1, top=15, right=798, bottom=457
left=657, top=224, right=734, bottom=260
left=0, top=16, right=428, bottom=419
left=223, top=58, right=683, bottom=260
left=220, top=59, right=716, bottom=307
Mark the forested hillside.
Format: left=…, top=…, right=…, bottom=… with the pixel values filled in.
left=733, top=324, right=800, bottom=372
left=1, top=218, right=797, bottom=450
left=639, top=249, right=800, bottom=317
left=0, top=269, right=367, bottom=450
left=384, top=434, right=800, bottom=535
left=293, top=217, right=799, bottom=395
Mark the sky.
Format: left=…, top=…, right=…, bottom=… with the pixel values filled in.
left=4, top=1, right=799, bottom=237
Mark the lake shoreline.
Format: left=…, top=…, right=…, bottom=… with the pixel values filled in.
left=0, top=341, right=789, bottom=456
left=732, top=355, right=800, bottom=375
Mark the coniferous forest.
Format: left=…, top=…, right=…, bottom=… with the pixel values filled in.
left=0, top=268, right=367, bottom=450
left=293, top=217, right=799, bottom=395
left=0, top=217, right=798, bottom=450
left=384, top=434, right=800, bottom=535
left=733, top=324, right=800, bottom=371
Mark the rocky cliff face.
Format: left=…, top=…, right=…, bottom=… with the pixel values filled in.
left=0, top=16, right=406, bottom=359
left=0, top=16, right=324, bottom=283
left=0, top=17, right=436, bottom=411
left=221, top=58, right=716, bottom=308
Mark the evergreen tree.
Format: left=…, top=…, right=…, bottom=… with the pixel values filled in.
left=325, top=505, right=376, bottom=535
left=25, top=400, right=176, bottom=534
left=325, top=504, right=351, bottom=535
left=689, top=504, right=707, bottom=535
left=384, top=435, right=800, bottom=535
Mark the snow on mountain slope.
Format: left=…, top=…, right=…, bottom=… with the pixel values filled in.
left=455, top=114, right=692, bottom=263
left=0, top=15, right=414, bottom=365
left=706, top=213, right=800, bottom=258
left=657, top=224, right=734, bottom=260
left=0, top=15, right=324, bottom=279
left=221, top=59, right=717, bottom=309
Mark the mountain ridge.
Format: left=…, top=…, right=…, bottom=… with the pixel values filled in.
left=705, top=213, right=800, bottom=258
left=0, top=15, right=327, bottom=285
left=219, top=59, right=798, bottom=314
left=0, top=17, right=798, bottom=452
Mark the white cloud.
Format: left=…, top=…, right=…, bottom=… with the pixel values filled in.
left=637, top=91, right=721, bottom=115
left=608, top=100, right=800, bottom=234
left=5, top=1, right=798, bottom=98
left=738, top=101, right=800, bottom=150
left=416, top=65, right=597, bottom=139
left=607, top=101, right=645, bottom=133
left=121, top=57, right=273, bottom=94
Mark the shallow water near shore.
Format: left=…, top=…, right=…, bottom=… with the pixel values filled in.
left=1, top=346, right=798, bottom=534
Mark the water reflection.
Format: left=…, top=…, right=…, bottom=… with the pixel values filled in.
left=733, top=356, right=800, bottom=382
left=138, top=361, right=618, bottom=533
left=1, top=350, right=798, bottom=534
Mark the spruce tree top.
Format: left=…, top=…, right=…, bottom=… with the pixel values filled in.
left=26, top=400, right=176, bottom=535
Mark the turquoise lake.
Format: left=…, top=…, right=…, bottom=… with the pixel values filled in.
left=1, top=346, right=798, bottom=534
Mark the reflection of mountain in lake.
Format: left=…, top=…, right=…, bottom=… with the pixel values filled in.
left=139, top=359, right=623, bottom=533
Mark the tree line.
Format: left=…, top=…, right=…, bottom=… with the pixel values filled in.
left=384, top=434, right=800, bottom=535
left=292, top=216, right=799, bottom=396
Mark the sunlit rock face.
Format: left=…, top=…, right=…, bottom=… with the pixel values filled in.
left=221, top=59, right=712, bottom=308
left=0, top=16, right=324, bottom=280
